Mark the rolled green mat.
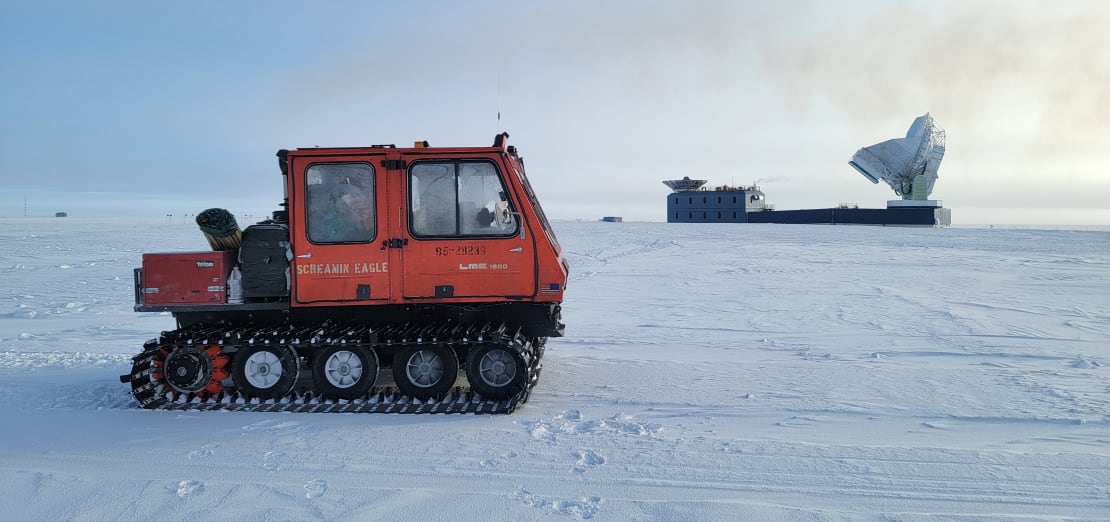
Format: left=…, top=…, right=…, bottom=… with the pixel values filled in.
left=196, top=208, right=242, bottom=251
left=196, top=208, right=239, bottom=237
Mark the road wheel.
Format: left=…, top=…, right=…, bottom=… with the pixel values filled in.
left=465, top=344, right=526, bottom=400
left=392, top=344, right=458, bottom=401
left=313, top=345, right=378, bottom=400
left=231, top=345, right=300, bottom=400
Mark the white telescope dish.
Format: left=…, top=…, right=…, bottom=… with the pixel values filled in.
left=849, top=114, right=946, bottom=201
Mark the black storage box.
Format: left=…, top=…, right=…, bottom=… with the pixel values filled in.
left=239, top=224, right=290, bottom=298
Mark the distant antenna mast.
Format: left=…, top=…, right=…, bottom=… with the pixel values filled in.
left=24, top=195, right=27, bottom=217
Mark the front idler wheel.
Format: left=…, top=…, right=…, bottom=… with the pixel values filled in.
left=392, top=344, right=458, bottom=401
left=312, top=345, right=378, bottom=401
left=465, top=344, right=527, bottom=400
left=231, top=344, right=300, bottom=400
left=158, top=345, right=230, bottom=398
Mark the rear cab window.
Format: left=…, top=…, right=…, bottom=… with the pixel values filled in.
left=305, top=162, right=376, bottom=244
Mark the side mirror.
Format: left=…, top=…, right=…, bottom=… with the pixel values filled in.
left=497, top=201, right=527, bottom=239
left=495, top=200, right=512, bottom=225
left=511, top=212, right=526, bottom=239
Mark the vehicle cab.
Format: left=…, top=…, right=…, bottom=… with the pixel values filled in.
left=281, top=133, right=567, bottom=318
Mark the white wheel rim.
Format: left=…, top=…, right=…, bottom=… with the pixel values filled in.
left=478, top=350, right=517, bottom=387
left=405, top=350, right=445, bottom=388
left=244, top=350, right=283, bottom=389
left=324, top=350, right=364, bottom=389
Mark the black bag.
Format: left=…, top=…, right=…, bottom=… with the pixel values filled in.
left=239, top=224, right=290, bottom=298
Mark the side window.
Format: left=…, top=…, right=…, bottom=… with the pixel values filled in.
left=410, top=163, right=456, bottom=236
left=458, top=162, right=517, bottom=236
left=305, top=163, right=375, bottom=243
left=410, top=161, right=517, bottom=238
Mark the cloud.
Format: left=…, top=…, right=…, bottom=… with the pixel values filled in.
left=744, top=1, right=1110, bottom=167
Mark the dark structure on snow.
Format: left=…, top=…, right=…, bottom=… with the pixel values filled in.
left=663, top=114, right=952, bottom=227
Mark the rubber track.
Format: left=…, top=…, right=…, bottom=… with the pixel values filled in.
left=126, top=321, right=542, bottom=414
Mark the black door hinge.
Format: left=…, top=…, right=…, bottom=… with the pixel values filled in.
left=381, top=159, right=406, bottom=169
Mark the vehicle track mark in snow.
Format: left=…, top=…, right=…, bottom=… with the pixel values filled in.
left=921, top=421, right=958, bottom=430
left=188, top=443, right=218, bottom=460
left=0, top=350, right=132, bottom=369
left=262, top=451, right=288, bottom=471
left=557, top=337, right=654, bottom=347
left=590, top=435, right=1110, bottom=513
left=775, top=415, right=827, bottom=428
left=480, top=450, right=518, bottom=469
left=0, top=379, right=137, bottom=411
left=304, top=479, right=327, bottom=499
left=175, top=480, right=204, bottom=498
left=572, top=450, right=606, bottom=474
left=521, top=410, right=662, bottom=444
left=241, top=419, right=308, bottom=434
left=1071, top=358, right=1101, bottom=369
left=511, top=487, right=601, bottom=520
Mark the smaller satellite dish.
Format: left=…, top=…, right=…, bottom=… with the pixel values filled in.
left=662, top=176, right=708, bottom=192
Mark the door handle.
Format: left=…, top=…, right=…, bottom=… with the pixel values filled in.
left=297, top=253, right=312, bottom=259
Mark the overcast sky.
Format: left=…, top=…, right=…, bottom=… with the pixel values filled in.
left=2, top=1, right=1108, bottom=224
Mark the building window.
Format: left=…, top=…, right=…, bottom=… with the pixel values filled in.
left=733, top=196, right=737, bottom=204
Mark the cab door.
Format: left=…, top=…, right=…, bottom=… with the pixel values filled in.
left=396, top=156, right=536, bottom=299
left=290, top=154, right=392, bottom=304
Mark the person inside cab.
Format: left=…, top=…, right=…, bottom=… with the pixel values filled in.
left=306, top=165, right=375, bottom=243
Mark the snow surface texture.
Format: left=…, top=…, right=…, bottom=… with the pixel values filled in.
left=0, top=218, right=1108, bottom=520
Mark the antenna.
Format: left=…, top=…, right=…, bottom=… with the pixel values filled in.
left=497, top=66, right=502, bottom=132
left=24, top=195, right=27, bottom=217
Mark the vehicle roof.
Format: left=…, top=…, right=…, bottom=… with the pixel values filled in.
left=286, top=145, right=504, bottom=157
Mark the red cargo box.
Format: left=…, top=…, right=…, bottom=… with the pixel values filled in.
left=141, top=251, right=235, bottom=305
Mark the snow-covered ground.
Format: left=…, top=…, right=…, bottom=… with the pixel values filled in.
left=1, top=217, right=1107, bottom=520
